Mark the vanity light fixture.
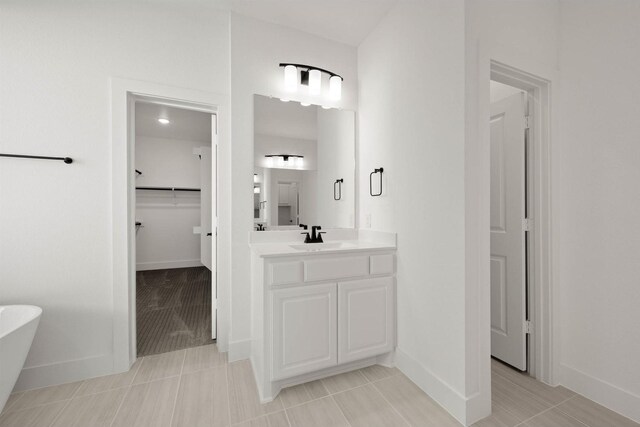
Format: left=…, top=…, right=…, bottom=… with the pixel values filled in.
left=157, top=118, right=170, bottom=125
left=279, top=63, right=343, bottom=101
left=265, top=154, right=304, bottom=168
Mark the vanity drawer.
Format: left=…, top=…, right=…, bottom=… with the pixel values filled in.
left=269, top=261, right=304, bottom=285
left=370, top=254, right=395, bottom=275
left=304, top=256, right=369, bottom=282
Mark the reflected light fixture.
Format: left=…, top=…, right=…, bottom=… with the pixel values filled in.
left=253, top=174, right=258, bottom=183
left=254, top=186, right=261, bottom=194
left=279, top=63, right=342, bottom=101
left=157, top=118, right=170, bottom=125
left=265, top=154, right=304, bottom=169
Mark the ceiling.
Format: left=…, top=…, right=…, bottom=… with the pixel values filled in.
left=135, top=102, right=212, bottom=143
left=254, top=95, right=317, bottom=140
left=228, top=0, right=397, bottom=46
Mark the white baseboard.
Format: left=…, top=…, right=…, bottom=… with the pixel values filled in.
left=136, top=259, right=202, bottom=271
left=396, top=348, right=471, bottom=425
left=15, top=354, right=114, bottom=392
left=560, top=364, right=640, bottom=423
left=229, top=339, right=251, bottom=362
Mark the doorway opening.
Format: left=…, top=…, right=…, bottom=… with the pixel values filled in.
left=488, top=61, right=553, bottom=385
left=132, top=100, right=217, bottom=357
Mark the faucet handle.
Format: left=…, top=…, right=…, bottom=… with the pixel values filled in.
left=299, top=224, right=308, bottom=230
left=300, top=232, right=311, bottom=243
left=317, top=232, right=326, bottom=243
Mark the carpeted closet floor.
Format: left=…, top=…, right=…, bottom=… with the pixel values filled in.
left=136, top=266, right=214, bottom=356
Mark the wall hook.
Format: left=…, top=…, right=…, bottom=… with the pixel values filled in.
left=334, top=179, right=344, bottom=201
left=370, top=167, right=384, bottom=197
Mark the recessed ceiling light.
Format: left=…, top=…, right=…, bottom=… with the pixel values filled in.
left=158, top=118, right=170, bottom=125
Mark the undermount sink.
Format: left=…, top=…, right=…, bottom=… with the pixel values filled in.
left=289, top=242, right=357, bottom=252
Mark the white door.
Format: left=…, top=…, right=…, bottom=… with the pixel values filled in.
left=490, top=92, right=527, bottom=370
left=338, top=277, right=394, bottom=364
left=200, top=114, right=217, bottom=340
left=272, top=283, right=337, bottom=380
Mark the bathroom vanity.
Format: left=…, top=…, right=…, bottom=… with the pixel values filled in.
left=249, top=231, right=397, bottom=401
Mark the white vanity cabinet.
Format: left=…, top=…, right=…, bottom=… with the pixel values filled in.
left=251, top=247, right=396, bottom=402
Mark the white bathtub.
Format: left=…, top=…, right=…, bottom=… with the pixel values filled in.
left=0, top=305, right=42, bottom=412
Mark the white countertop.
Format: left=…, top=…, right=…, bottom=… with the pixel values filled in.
left=250, top=239, right=396, bottom=258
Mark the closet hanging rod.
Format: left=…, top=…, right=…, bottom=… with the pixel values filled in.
left=0, top=153, right=73, bottom=164
left=136, top=186, right=200, bottom=192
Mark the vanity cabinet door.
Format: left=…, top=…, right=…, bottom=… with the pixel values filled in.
left=338, top=277, right=395, bottom=364
left=272, top=283, right=337, bottom=380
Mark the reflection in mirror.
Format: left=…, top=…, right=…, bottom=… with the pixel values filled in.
left=253, top=95, right=355, bottom=230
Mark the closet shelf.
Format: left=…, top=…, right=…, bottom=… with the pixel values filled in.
left=136, top=186, right=200, bottom=192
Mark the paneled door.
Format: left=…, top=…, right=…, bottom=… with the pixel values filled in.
left=490, top=92, right=527, bottom=371
left=338, top=277, right=394, bottom=364
left=272, top=283, right=337, bottom=380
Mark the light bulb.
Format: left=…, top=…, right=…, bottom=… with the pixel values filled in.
left=297, top=157, right=304, bottom=167
left=277, top=156, right=285, bottom=166
left=253, top=174, right=258, bottom=183
left=309, top=69, right=321, bottom=95
left=284, top=65, right=297, bottom=92
left=254, top=186, right=260, bottom=194
left=266, top=157, right=274, bottom=167
left=329, top=75, right=342, bottom=100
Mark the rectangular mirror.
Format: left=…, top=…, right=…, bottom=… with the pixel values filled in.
left=253, top=95, right=355, bottom=230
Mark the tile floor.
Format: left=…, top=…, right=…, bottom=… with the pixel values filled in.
left=1, top=346, right=638, bottom=427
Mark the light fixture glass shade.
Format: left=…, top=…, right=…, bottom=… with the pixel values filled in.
left=253, top=174, right=258, bottom=183
left=300, top=102, right=311, bottom=107
left=277, top=156, right=285, bottom=166
left=254, top=186, right=260, bottom=194
left=297, top=157, right=304, bottom=167
left=329, top=75, right=342, bottom=100
left=309, top=69, right=321, bottom=95
left=284, top=65, right=297, bottom=92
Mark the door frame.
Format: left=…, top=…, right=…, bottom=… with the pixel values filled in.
left=488, top=61, right=553, bottom=382
left=110, top=78, right=229, bottom=372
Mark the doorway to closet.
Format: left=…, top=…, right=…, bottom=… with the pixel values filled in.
left=133, top=101, right=217, bottom=357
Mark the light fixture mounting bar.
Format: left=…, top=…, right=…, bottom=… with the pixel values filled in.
left=278, top=63, right=343, bottom=80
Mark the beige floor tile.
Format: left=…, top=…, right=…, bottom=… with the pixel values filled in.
left=286, top=396, right=349, bottom=427
left=51, top=388, right=126, bottom=427
left=133, top=350, right=185, bottom=384
left=75, top=359, right=142, bottom=397
left=111, top=376, right=180, bottom=427
left=556, top=395, right=640, bottom=427
left=227, top=360, right=283, bottom=424
left=491, top=360, right=575, bottom=405
left=321, top=370, right=369, bottom=394
left=233, top=411, right=290, bottom=427
left=8, top=381, right=82, bottom=412
left=492, top=374, right=551, bottom=422
left=471, top=404, right=521, bottom=427
left=0, top=400, right=67, bottom=427
left=360, top=365, right=400, bottom=382
left=279, top=380, right=329, bottom=409
left=303, top=380, right=330, bottom=400
left=374, top=374, right=461, bottom=427
left=333, top=383, right=409, bottom=427
left=1, top=393, right=24, bottom=414
left=183, top=344, right=227, bottom=374
left=172, top=367, right=229, bottom=427
left=522, top=407, right=589, bottom=427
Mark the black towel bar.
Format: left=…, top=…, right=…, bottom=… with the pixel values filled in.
left=0, top=153, right=72, bottom=164
left=370, top=167, right=384, bottom=197
left=334, top=179, right=344, bottom=201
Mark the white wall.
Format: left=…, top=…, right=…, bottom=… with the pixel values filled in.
left=229, top=13, right=358, bottom=360
left=135, top=136, right=209, bottom=270
left=557, top=1, right=640, bottom=421
left=316, top=108, right=356, bottom=228
left=358, top=0, right=469, bottom=422
left=0, top=3, right=230, bottom=390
